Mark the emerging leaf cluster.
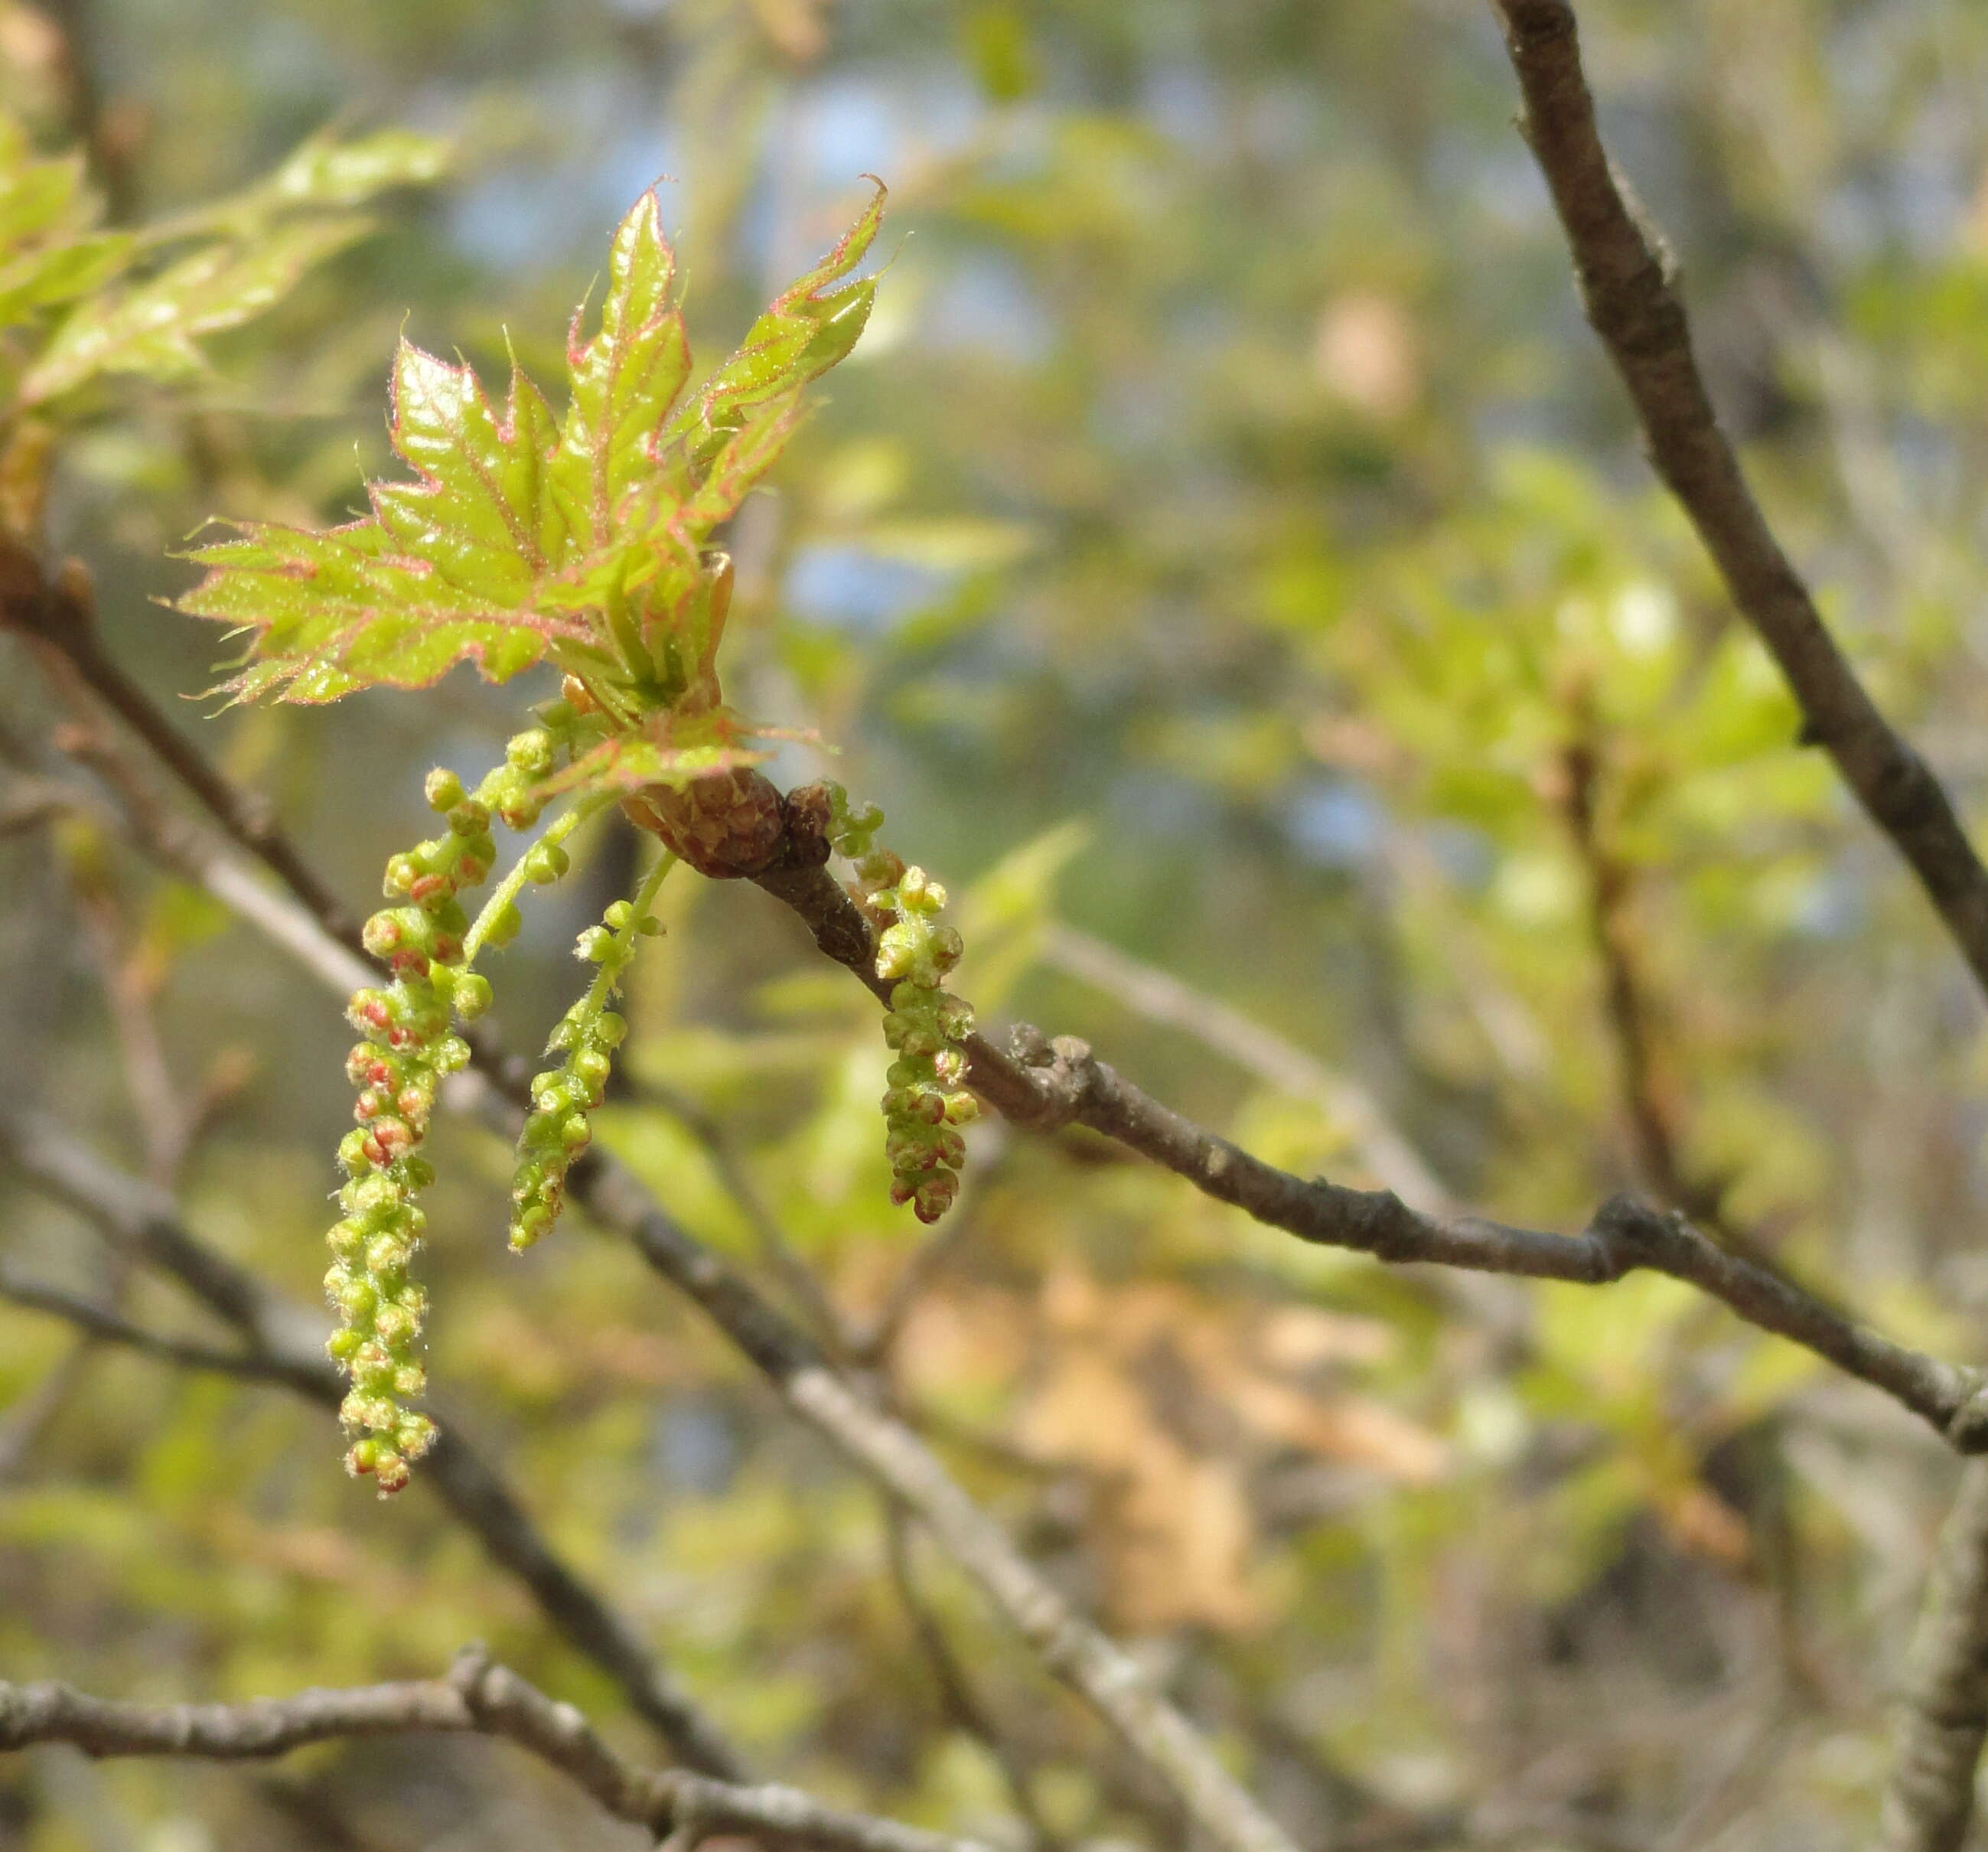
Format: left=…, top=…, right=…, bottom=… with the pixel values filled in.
left=178, top=182, right=885, bottom=750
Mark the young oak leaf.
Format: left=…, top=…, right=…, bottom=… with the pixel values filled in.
left=371, top=342, right=565, bottom=602
left=184, top=518, right=595, bottom=704
left=666, top=180, right=885, bottom=475
left=552, top=187, right=693, bottom=550
left=609, top=182, right=891, bottom=627
left=598, top=185, right=885, bottom=584
left=184, top=342, right=614, bottom=700
left=685, top=182, right=885, bottom=422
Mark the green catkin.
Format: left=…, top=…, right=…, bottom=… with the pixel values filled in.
left=328, top=726, right=570, bottom=1495
left=507, top=852, right=674, bottom=1250
left=823, top=785, right=978, bottom=1224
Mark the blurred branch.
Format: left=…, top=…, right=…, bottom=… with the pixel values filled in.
left=31, top=0, right=141, bottom=220
left=1553, top=732, right=1703, bottom=1216
left=62, top=834, right=204, bottom=1184
left=0, top=1116, right=748, bottom=1784
left=0, top=1260, right=269, bottom=1379
left=883, top=1503, right=1067, bottom=1852
left=0, top=1645, right=990, bottom=1852
left=0, top=778, right=73, bottom=836
left=0, top=553, right=363, bottom=956
left=1882, top=1463, right=1988, bottom=1852
left=849, top=1180, right=986, bottom=1368
left=0, top=1340, right=97, bottom=1483
left=1486, top=2, right=1988, bottom=1844
left=631, top=1071, right=849, bottom=1354
left=1550, top=727, right=1805, bottom=1282
left=1488, top=0, right=1988, bottom=1003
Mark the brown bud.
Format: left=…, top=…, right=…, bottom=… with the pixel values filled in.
left=623, top=765, right=786, bottom=879
left=778, top=781, right=834, bottom=871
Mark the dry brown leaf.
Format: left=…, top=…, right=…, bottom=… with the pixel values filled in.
left=1312, top=291, right=1421, bottom=421
left=1009, top=1264, right=1439, bottom=1629
left=1660, top=1482, right=1752, bottom=1570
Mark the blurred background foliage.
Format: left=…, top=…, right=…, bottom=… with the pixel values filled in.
left=4, top=0, right=1988, bottom=1847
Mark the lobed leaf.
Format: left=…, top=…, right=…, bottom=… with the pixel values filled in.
left=666, top=181, right=885, bottom=472
left=551, top=188, right=693, bottom=549
left=371, top=342, right=564, bottom=603
left=179, top=517, right=597, bottom=704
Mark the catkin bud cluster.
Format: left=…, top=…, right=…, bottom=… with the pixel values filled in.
left=334, top=771, right=488, bottom=1492
left=825, top=786, right=978, bottom=1224
left=508, top=892, right=660, bottom=1249
left=325, top=727, right=585, bottom=1492
left=329, top=740, right=553, bottom=1492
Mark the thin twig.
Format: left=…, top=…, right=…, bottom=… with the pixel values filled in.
left=0, top=1647, right=992, bottom=1852
left=0, top=1341, right=99, bottom=1483
left=1550, top=723, right=1801, bottom=1283
left=754, top=851, right=1988, bottom=1449
left=0, top=1262, right=269, bottom=1379
left=884, top=1502, right=1067, bottom=1852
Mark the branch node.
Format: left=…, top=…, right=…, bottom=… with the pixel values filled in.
left=1009, top=1022, right=1054, bottom=1068
left=1946, top=1384, right=1988, bottom=1456
left=446, top=1641, right=494, bottom=1708
left=0, top=542, right=96, bottom=654
left=1585, top=1192, right=1667, bottom=1280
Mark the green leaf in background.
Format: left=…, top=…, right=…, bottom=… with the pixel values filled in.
left=0, top=113, right=449, bottom=412
left=265, top=129, right=450, bottom=211
left=0, top=119, right=134, bottom=333
left=21, top=217, right=369, bottom=403
left=0, top=231, right=133, bottom=328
